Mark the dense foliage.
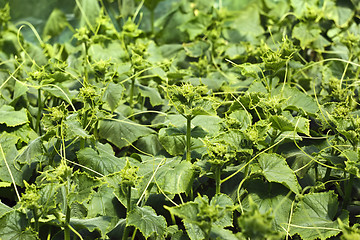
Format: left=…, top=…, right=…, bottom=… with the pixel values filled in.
left=1, top=0, right=360, bottom=239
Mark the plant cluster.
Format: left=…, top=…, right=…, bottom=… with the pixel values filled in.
left=1, top=0, right=360, bottom=239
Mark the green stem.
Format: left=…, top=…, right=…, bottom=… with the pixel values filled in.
left=215, top=166, right=221, bottom=195
left=129, top=78, right=135, bottom=109
left=323, top=167, right=331, bottom=182
left=64, top=178, right=71, bottom=240
left=122, top=185, right=132, bottom=240
left=343, top=174, right=354, bottom=209
left=36, top=88, right=42, bottom=135
left=186, top=116, right=192, bottom=162
left=150, top=10, right=154, bottom=35
left=131, top=229, right=137, bottom=240
left=64, top=204, right=71, bottom=240
left=33, top=208, right=39, bottom=233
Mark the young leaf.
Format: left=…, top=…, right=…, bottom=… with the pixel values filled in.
left=127, top=205, right=167, bottom=239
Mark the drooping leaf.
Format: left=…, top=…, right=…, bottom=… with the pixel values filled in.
left=0, top=201, right=12, bottom=218
left=155, top=158, right=195, bottom=194
left=85, top=184, right=118, bottom=218
left=77, top=142, right=128, bottom=175
left=78, top=0, right=100, bottom=28
left=137, top=83, right=163, bottom=106
left=158, top=127, right=186, bottom=156
left=88, top=42, right=126, bottom=62
left=127, top=206, right=167, bottom=239
left=68, top=171, right=101, bottom=205
left=70, top=216, right=113, bottom=239
left=183, top=40, right=210, bottom=58
left=270, top=114, right=310, bottom=136
left=274, top=85, right=319, bottom=114
left=0, top=105, right=28, bottom=127
left=103, top=82, right=124, bottom=112
left=0, top=133, right=25, bottom=186
left=42, top=8, right=68, bottom=39
left=99, top=117, right=155, bottom=149
left=64, top=113, right=91, bottom=139
left=258, top=153, right=301, bottom=194
left=290, top=191, right=349, bottom=240
left=16, top=137, right=44, bottom=165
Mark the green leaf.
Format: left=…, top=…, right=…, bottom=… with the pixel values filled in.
left=0, top=201, right=12, bottom=218
left=64, top=114, right=91, bottom=139
left=209, top=226, right=238, bottom=240
left=70, top=216, right=113, bottom=239
left=258, top=153, right=301, bottom=194
left=77, top=142, right=128, bottom=175
left=103, top=82, right=124, bottom=112
left=0, top=105, right=28, bottom=127
left=209, top=194, right=234, bottom=227
left=225, top=4, right=264, bottom=42
left=127, top=206, right=167, bottom=239
left=269, top=114, right=310, bottom=136
left=183, top=40, right=210, bottom=58
left=137, top=83, right=163, bottom=106
left=290, top=0, right=317, bottom=17
left=42, top=8, right=67, bottom=40
left=13, top=80, right=28, bottom=101
left=134, top=134, right=164, bottom=156
left=290, top=191, right=349, bottom=240
left=99, top=117, right=155, bottom=149
left=274, top=85, right=319, bottom=114
left=68, top=171, right=101, bottom=205
left=166, top=194, right=234, bottom=240
left=78, top=0, right=100, bottom=28
left=38, top=183, right=62, bottom=215
left=85, top=184, right=118, bottom=218
left=16, top=137, right=44, bottom=165
left=242, top=179, right=294, bottom=232
left=88, top=42, right=126, bottom=62
left=155, top=158, right=195, bottom=194
left=0, top=211, right=38, bottom=240
left=324, top=0, right=354, bottom=27
left=0, top=133, right=25, bottom=186
left=292, top=22, right=321, bottom=49
left=158, top=128, right=186, bottom=156
left=178, top=12, right=212, bottom=40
